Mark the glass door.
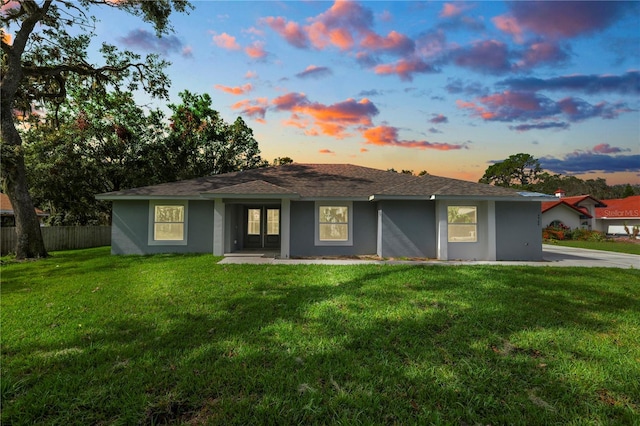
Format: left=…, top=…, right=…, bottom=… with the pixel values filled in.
left=244, top=206, right=280, bottom=249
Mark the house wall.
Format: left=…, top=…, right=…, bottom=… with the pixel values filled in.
left=289, top=201, right=377, bottom=256
left=597, top=219, right=640, bottom=235
left=496, top=201, right=543, bottom=261
left=378, top=200, right=436, bottom=258
left=541, top=206, right=582, bottom=229
left=111, top=200, right=214, bottom=255
left=445, top=201, right=491, bottom=261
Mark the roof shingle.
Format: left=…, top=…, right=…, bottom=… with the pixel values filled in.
left=96, top=163, right=528, bottom=200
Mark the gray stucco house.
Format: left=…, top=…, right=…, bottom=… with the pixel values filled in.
left=96, top=163, right=548, bottom=261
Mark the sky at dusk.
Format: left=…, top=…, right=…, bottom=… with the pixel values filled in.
left=53, top=2, right=640, bottom=184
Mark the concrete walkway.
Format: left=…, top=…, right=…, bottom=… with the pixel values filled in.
left=218, top=245, right=639, bottom=268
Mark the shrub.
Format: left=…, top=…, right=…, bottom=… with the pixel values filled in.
left=543, top=223, right=570, bottom=240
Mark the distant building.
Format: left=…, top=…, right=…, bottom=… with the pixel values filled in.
left=595, top=195, right=640, bottom=235
left=0, top=193, right=49, bottom=227
left=541, top=192, right=640, bottom=235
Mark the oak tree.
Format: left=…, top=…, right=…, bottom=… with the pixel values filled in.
left=1, top=0, right=189, bottom=258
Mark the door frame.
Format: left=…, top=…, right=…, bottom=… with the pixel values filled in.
left=243, top=204, right=281, bottom=250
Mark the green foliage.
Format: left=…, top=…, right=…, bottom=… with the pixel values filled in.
left=2, top=249, right=639, bottom=424
left=479, top=153, right=542, bottom=188
left=1, top=0, right=191, bottom=258
left=149, top=91, right=267, bottom=182
left=479, top=154, right=638, bottom=198
left=22, top=87, right=268, bottom=223
left=23, top=90, right=166, bottom=225
left=273, top=156, right=294, bottom=166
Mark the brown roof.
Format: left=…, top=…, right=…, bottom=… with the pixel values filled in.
left=0, top=193, right=48, bottom=216
left=96, top=163, right=529, bottom=200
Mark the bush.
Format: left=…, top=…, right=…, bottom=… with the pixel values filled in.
left=543, top=226, right=608, bottom=242
left=543, top=223, right=570, bottom=240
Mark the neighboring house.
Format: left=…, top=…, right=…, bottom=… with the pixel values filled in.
left=541, top=190, right=606, bottom=231
left=595, top=195, right=640, bottom=235
left=0, top=193, right=49, bottom=227
left=541, top=190, right=640, bottom=235
left=96, top=163, right=551, bottom=261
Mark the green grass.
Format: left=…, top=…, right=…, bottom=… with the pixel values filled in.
left=545, top=239, right=640, bottom=255
left=2, top=248, right=639, bottom=425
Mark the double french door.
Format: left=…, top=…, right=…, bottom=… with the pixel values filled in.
left=244, top=206, right=280, bottom=249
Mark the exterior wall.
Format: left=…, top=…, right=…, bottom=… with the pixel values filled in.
left=541, top=206, right=582, bottom=229
left=289, top=200, right=377, bottom=256
left=597, top=219, right=640, bottom=235
left=378, top=200, right=436, bottom=258
left=111, top=200, right=214, bottom=255
left=445, top=201, right=491, bottom=261
left=496, top=201, right=543, bottom=261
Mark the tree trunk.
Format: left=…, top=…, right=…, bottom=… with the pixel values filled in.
left=1, top=117, right=48, bottom=259
left=0, top=0, right=51, bottom=259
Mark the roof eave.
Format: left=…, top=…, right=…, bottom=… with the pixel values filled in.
left=95, top=194, right=203, bottom=201
left=429, top=195, right=549, bottom=201
left=200, top=193, right=300, bottom=200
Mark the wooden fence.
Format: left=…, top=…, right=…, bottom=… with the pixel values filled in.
left=1, top=226, right=111, bottom=256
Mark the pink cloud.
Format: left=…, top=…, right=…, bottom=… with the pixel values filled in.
left=362, top=125, right=466, bottom=150
left=429, top=114, right=448, bottom=124
left=245, top=41, right=267, bottom=59
left=492, top=14, right=524, bottom=43
left=245, top=71, right=258, bottom=79
left=272, top=92, right=309, bottom=111
left=214, top=83, right=253, bottom=95
left=273, top=93, right=379, bottom=138
left=213, top=32, right=240, bottom=50
left=261, top=16, right=309, bottom=48
left=439, top=3, right=464, bottom=18
left=593, top=143, right=623, bottom=154
left=458, top=91, right=632, bottom=125
left=231, top=98, right=268, bottom=121
left=507, top=1, right=632, bottom=39
left=452, top=40, right=511, bottom=74
left=374, top=58, right=435, bottom=81
left=319, top=149, right=336, bottom=155
left=360, top=30, right=414, bottom=55
left=516, top=41, right=568, bottom=69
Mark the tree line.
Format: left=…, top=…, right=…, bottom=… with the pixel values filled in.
left=478, top=153, right=638, bottom=199
left=23, top=89, right=269, bottom=226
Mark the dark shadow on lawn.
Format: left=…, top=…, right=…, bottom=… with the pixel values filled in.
left=3, top=265, right=639, bottom=424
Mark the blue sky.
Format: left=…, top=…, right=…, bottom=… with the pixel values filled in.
left=98, top=1, right=639, bottom=184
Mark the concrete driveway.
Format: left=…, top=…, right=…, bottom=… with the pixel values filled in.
left=538, top=244, right=639, bottom=268
left=219, top=245, right=639, bottom=268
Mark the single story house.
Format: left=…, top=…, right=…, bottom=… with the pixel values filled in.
left=0, top=192, right=49, bottom=227
left=96, top=163, right=551, bottom=261
left=595, top=195, right=640, bottom=235
left=541, top=190, right=640, bottom=235
left=541, top=191, right=606, bottom=231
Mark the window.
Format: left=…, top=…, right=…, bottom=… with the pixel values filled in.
left=448, top=206, right=477, bottom=242
left=315, top=201, right=353, bottom=246
left=149, top=201, right=188, bottom=245
left=247, top=208, right=261, bottom=235
left=267, top=209, right=279, bottom=235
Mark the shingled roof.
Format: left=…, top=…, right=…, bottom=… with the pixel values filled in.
left=96, top=163, right=531, bottom=200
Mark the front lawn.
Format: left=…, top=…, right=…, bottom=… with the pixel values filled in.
left=2, top=248, right=639, bottom=425
left=545, top=239, right=640, bottom=255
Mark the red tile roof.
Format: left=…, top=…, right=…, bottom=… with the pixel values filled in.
left=596, top=195, right=640, bottom=219
left=541, top=200, right=592, bottom=218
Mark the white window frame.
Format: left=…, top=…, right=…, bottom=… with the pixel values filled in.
left=148, top=200, right=189, bottom=246
left=447, top=205, right=478, bottom=243
left=315, top=201, right=353, bottom=246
